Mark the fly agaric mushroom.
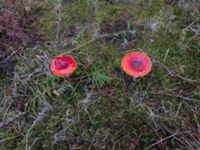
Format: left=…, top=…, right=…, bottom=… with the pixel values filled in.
left=51, top=55, right=77, bottom=77
left=121, top=52, right=152, bottom=78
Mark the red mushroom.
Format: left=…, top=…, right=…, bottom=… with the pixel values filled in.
left=51, top=55, right=77, bottom=77
left=121, top=52, right=152, bottom=78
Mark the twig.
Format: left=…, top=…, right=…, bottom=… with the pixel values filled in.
left=175, top=102, right=182, bottom=118
left=0, top=136, right=19, bottom=144
left=163, top=48, right=170, bottom=62
left=144, top=131, right=191, bottom=150
left=0, top=45, right=23, bottom=64
left=55, top=0, right=62, bottom=39
left=157, top=61, right=199, bottom=85
left=0, top=112, right=26, bottom=128
left=113, top=134, right=130, bottom=150
left=88, top=130, right=99, bottom=150
left=25, top=102, right=51, bottom=150
left=150, top=91, right=199, bottom=102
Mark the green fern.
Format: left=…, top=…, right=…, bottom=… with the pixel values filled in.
left=53, top=81, right=75, bottom=96
left=89, top=70, right=112, bottom=87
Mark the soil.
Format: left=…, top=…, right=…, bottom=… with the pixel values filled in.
left=0, top=11, right=29, bottom=42
left=0, top=43, right=17, bottom=77
left=0, top=3, right=44, bottom=78
left=100, top=17, right=143, bottom=50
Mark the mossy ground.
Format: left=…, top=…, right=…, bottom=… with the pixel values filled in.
left=0, top=0, right=200, bottom=149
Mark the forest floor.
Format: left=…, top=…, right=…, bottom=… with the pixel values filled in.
left=0, top=0, right=200, bottom=149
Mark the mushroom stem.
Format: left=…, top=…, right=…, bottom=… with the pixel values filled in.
left=133, top=77, right=137, bottom=82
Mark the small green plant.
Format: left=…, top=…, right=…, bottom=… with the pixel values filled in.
left=89, top=69, right=112, bottom=87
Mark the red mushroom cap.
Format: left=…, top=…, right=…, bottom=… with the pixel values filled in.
left=121, top=52, right=152, bottom=77
left=51, top=55, right=77, bottom=77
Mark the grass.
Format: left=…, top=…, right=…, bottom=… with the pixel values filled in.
left=0, top=0, right=200, bottom=149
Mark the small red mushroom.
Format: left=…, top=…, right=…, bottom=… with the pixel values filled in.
left=121, top=52, right=152, bottom=78
left=51, top=55, right=77, bottom=77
